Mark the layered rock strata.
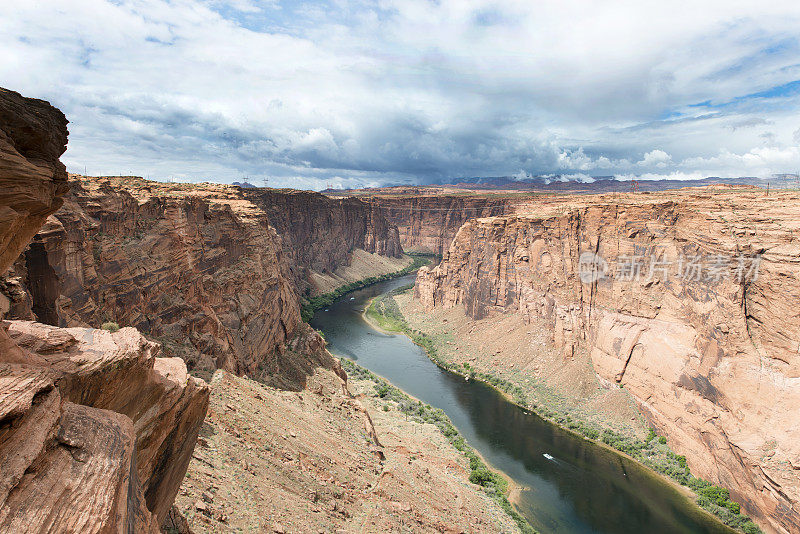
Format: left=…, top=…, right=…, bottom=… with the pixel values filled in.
left=416, top=189, right=800, bottom=534
left=0, top=88, right=209, bottom=533
left=8, top=176, right=401, bottom=379
left=0, top=88, right=69, bottom=272
left=1, top=322, right=208, bottom=532
left=365, top=195, right=509, bottom=255
left=244, top=189, right=402, bottom=276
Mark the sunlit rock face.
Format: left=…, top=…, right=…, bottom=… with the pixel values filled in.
left=369, top=195, right=510, bottom=255
left=9, top=176, right=402, bottom=381
left=0, top=88, right=208, bottom=533
left=416, top=190, right=800, bottom=534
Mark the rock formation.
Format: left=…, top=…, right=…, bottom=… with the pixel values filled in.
left=245, top=189, right=402, bottom=276
left=416, top=189, right=800, bottom=534
left=1, top=323, right=208, bottom=532
left=0, top=88, right=209, bottom=533
left=7, top=176, right=402, bottom=381
left=0, top=88, right=69, bottom=275
left=174, top=366, right=519, bottom=533
left=364, top=195, right=509, bottom=255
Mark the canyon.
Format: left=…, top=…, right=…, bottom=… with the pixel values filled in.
left=0, top=88, right=517, bottom=533
left=0, top=87, right=209, bottom=532
left=2, top=85, right=797, bottom=534
left=6, top=175, right=404, bottom=381
left=414, top=188, right=800, bottom=534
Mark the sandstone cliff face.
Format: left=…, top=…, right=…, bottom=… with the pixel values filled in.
left=15, top=177, right=304, bottom=378
left=1, top=323, right=208, bottom=532
left=416, top=189, right=800, bottom=534
left=0, top=88, right=68, bottom=278
left=246, top=189, right=402, bottom=277
left=367, top=196, right=509, bottom=255
left=0, top=88, right=209, bottom=533
left=8, top=177, right=400, bottom=381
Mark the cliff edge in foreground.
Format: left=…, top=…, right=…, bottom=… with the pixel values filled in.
left=0, top=88, right=209, bottom=532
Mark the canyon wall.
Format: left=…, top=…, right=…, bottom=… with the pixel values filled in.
left=7, top=177, right=402, bottom=383
left=246, top=189, right=402, bottom=277
left=416, top=190, right=800, bottom=534
left=368, top=196, right=509, bottom=255
left=0, top=88, right=209, bottom=532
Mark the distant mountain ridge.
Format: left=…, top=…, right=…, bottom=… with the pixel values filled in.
left=323, top=173, right=799, bottom=195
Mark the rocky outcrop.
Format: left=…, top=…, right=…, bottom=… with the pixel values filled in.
left=1, top=323, right=209, bottom=532
left=7, top=177, right=401, bottom=380
left=366, top=195, right=509, bottom=255
left=0, top=88, right=69, bottom=274
left=0, top=88, right=209, bottom=533
left=416, top=189, right=800, bottom=534
left=12, top=177, right=305, bottom=378
left=174, top=367, right=519, bottom=533
left=244, top=189, right=402, bottom=279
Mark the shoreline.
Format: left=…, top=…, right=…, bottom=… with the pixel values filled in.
left=366, top=288, right=744, bottom=534
left=360, top=297, right=529, bottom=528
left=337, top=356, right=533, bottom=533
left=340, top=326, right=526, bottom=509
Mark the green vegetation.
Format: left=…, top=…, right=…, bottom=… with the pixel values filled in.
left=101, top=321, right=120, bottom=332
left=367, top=290, right=530, bottom=405
left=300, top=253, right=434, bottom=322
left=341, top=358, right=536, bottom=534
left=365, top=289, right=762, bottom=534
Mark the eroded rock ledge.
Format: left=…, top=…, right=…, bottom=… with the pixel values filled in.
left=1, top=322, right=208, bottom=532
left=7, top=175, right=402, bottom=381
left=0, top=88, right=209, bottom=533
left=416, top=190, right=800, bottom=534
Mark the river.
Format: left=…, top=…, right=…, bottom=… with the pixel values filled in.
left=311, top=274, right=735, bottom=534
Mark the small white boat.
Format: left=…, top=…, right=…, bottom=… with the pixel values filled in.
left=324, top=309, right=329, bottom=312
left=350, top=297, right=355, bottom=300
left=543, top=453, right=555, bottom=461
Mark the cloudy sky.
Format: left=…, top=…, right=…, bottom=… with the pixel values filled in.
left=3, top=0, right=800, bottom=189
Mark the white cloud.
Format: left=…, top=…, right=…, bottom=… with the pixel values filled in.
left=638, top=150, right=673, bottom=168
left=562, top=173, right=596, bottom=183
left=681, top=146, right=800, bottom=177
left=1, top=0, right=799, bottom=189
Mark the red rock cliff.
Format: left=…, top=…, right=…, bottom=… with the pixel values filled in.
left=243, top=189, right=402, bottom=288
left=0, top=88, right=209, bottom=532
left=0, top=88, right=69, bottom=272
left=416, top=190, right=800, bottom=534
left=8, top=176, right=402, bottom=383
left=367, top=195, right=510, bottom=255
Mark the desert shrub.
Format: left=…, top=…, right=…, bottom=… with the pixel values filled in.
left=469, top=467, right=496, bottom=486
left=101, top=321, right=120, bottom=332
